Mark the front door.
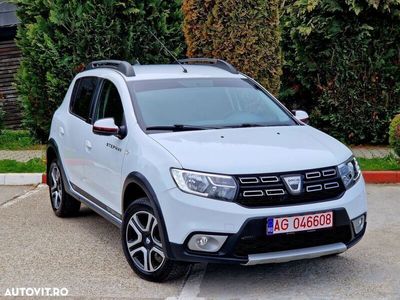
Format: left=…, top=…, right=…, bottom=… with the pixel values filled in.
left=84, top=78, right=129, bottom=215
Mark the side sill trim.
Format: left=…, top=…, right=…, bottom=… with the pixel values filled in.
left=244, top=242, right=347, bottom=265
left=69, top=182, right=122, bottom=228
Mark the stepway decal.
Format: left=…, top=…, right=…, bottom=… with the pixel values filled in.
left=106, top=142, right=122, bottom=152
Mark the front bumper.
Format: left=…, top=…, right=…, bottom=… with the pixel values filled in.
left=159, top=178, right=367, bottom=264
left=168, top=208, right=366, bottom=264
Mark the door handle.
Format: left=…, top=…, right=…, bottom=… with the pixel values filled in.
left=85, top=140, right=92, bottom=151
left=59, top=126, right=65, bottom=136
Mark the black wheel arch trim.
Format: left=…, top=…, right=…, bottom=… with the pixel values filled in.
left=122, top=172, right=174, bottom=259
left=47, top=139, right=66, bottom=185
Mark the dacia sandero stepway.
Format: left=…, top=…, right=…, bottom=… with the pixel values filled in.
left=47, top=59, right=367, bottom=282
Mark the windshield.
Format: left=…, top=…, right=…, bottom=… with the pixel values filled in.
left=129, top=78, right=297, bottom=131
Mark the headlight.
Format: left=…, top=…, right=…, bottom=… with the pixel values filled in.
left=171, top=169, right=237, bottom=201
left=338, top=157, right=361, bottom=189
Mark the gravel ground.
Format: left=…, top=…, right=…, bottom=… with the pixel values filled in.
left=0, top=184, right=399, bottom=299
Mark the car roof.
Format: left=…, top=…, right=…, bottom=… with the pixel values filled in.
left=125, top=64, right=246, bottom=81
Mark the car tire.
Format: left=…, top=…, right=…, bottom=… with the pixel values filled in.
left=48, top=159, right=81, bottom=217
left=122, top=198, right=190, bottom=282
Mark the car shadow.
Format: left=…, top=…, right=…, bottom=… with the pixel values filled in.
left=76, top=205, right=97, bottom=217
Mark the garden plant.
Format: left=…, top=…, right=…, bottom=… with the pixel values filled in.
left=389, top=114, right=400, bottom=157
left=281, top=0, right=400, bottom=144
left=13, top=0, right=400, bottom=147
left=182, top=0, right=282, bottom=95
left=16, top=0, right=185, bottom=142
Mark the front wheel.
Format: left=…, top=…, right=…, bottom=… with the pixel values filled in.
left=122, top=198, right=189, bottom=282
left=48, top=160, right=80, bottom=217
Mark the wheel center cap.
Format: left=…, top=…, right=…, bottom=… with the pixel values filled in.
left=145, top=237, right=151, bottom=245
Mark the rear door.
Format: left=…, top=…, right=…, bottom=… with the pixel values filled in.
left=62, top=76, right=98, bottom=191
left=84, top=78, right=129, bottom=215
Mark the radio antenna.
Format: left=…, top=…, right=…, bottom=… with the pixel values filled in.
left=148, top=30, right=187, bottom=73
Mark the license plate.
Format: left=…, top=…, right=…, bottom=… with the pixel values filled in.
left=267, top=211, right=333, bottom=235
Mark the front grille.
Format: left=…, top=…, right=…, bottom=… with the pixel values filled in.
left=235, top=166, right=345, bottom=207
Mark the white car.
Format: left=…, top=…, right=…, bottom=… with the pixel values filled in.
left=47, top=59, right=367, bottom=282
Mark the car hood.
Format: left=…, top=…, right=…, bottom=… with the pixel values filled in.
left=149, top=126, right=353, bottom=174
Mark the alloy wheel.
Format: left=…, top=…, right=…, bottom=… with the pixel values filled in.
left=126, top=210, right=165, bottom=273
left=50, top=164, right=63, bottom=210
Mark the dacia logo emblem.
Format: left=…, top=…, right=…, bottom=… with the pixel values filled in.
left=282, top=175, right=303, bottom=195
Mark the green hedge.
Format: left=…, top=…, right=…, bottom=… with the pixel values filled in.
left=281, top=0, right=400, bottom=144
left=16, top=0, right=185, bottom=142
left=389, top=114, right=400, bottom=156
left=182, top=0, right=282, bottom=95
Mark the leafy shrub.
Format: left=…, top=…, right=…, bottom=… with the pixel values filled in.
left=0, top=106, right=4, bottom=134
left=182, top=0, right=282, bottom=95
left=389, top=114, right=400, bottom=156
left=16, top=0, right=185, bottom=142
left=0, top=130, right=40, bottom=150
left=281, top=0, right=400, bottom=144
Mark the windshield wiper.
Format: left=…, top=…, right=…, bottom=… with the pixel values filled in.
left=146, top=124, right=216, bottom=131
left=222, top=123, right=265, bottom=128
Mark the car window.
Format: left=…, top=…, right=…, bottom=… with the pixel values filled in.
left=70, top=77, right=97, bottom=121
left=94, top=80, right=124, bottom=127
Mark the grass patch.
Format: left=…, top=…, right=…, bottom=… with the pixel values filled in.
left=0, top=130, right=43, bottom=150
left=357, top=155, right=400, bottom=171
left=0, top=158, right=46, bottom=173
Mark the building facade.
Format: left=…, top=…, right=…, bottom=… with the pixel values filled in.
left=0, top=2, right=22, bottom=129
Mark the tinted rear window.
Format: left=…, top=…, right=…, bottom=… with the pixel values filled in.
left=70, top=77, right=97, bottom=121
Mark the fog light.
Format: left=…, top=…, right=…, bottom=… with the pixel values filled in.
left=352, top=215, right=365, bottom=235
left=197, top=236, right=208, bottom=247
left=188, top=234, right=228, bottom=252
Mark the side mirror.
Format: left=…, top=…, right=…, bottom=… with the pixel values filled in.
left=93, top=118, right=119, bottom=136
left=293, top=110, right=310, bottom=124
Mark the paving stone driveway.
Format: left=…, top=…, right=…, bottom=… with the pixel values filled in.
left=351, top=146, right=394, bottom=159
left=0, top=150, right=44, bottom=162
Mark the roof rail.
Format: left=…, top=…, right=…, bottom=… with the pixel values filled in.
left=85, top=60, right=135, bottom=77
left=176, top=58, right=239, bottom=74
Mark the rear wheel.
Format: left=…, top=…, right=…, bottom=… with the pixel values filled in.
left=122, top=198, right=189, bottom=282
left=48, top=160, right=80, bottom=217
